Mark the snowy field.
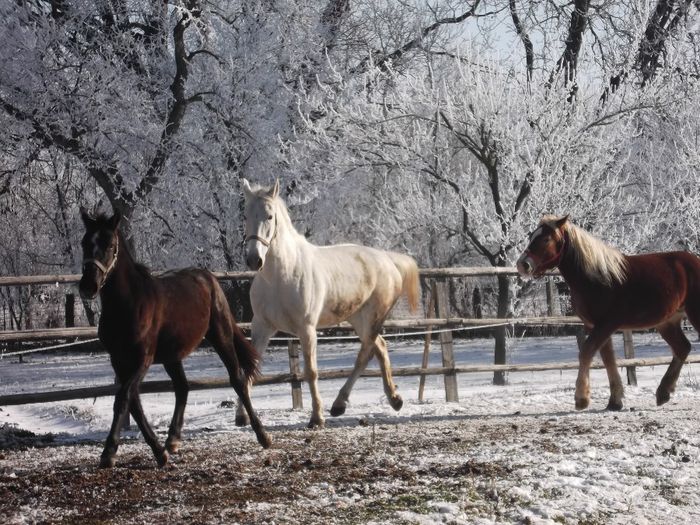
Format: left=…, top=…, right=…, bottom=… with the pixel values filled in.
left=2, top=333, right=700, bottom=524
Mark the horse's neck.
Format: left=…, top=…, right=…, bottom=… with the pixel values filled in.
left=262, top=221, right=309, bottom=278
left=557, top=245, right=603, bottom=292
left=100, top=247, right=149, bottom=308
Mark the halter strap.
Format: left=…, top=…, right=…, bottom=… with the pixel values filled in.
left=245, top=234, right=272, bottom=247
left=245, top=216, right=277, bottom=248
left=83, top=236, right=119, bottom=280
left=526, top=231, right=568, bottom=274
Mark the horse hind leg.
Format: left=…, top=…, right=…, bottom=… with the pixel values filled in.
left=656, top=320, right=692, bottom=406
left=163, top=360, right=189, bottom=454
left=234, top=320, right=275, bottom=427
left=331, top=339, right=374, bottom=417
left=207, top=318, right=271, bottom=448
left=372, top=335, right=403, bottom=411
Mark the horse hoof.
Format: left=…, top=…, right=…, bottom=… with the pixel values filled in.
left=330, top=404, right=346, bottom=417
left=235, top=414, right=250, bottom=427
left=606, top=400, right=623, bottom=411
left=166, top=438, right=181, bottom=454
left=307, top=418, right=325, bottom=429
left=574, top=398, right=589, bottom=410
left=98, top=455, right=116, bottom=469
left=258, top=432, right=272, bottom=449
left=656, top=389, right=671, bottom=406
left=389, top=395, right=403, bottom=412
left=157, top=450, right=170, bottom=468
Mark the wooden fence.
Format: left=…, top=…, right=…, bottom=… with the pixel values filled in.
left=1, top=267, right=696, bottom=408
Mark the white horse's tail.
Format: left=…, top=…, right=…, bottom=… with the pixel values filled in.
left=388, top=253, right=420, bottom=314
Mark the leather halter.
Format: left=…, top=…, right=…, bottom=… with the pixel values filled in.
left=245, top=215, right=277, bottom=248
left=83, top=236, right=119, bottom=286
left=245, top=234, right=273, bottom=247
left=525, top=230, right=568, bottom=276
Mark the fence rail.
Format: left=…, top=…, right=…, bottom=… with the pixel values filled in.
left=1, top=355, right=698, bottom=407
left=0, top=267, right=682, bottom=408
left=0, top=266, right=537, bottom=288
left=0, top=316, right=584, bottom=344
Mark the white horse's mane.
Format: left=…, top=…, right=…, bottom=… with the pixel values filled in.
left=542, top=215, right=628, bottom=286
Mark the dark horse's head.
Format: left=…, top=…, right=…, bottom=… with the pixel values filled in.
left=79, top=210, right=121, bottom=299
left=517, top=215, right=569, bottom=279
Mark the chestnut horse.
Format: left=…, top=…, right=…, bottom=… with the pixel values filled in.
left=79, top=211, right=270, bottom=468
left=517, top=215, right=700, bottom=411
left=235, top=179, right=420, bottom=428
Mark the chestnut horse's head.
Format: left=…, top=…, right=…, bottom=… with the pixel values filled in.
left=79, top=209, right=121, bottom=299
left=517, top=215, right=569, bottom=279
left=241, top=178, right=280, bottom=271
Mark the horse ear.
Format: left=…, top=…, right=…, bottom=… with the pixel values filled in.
left=109, top=211, right=122, bottom=231
left=268, top=179, right=280, bottom=199
left=80, top=207, right=92, bottom=226
left=555, top=215, right=570, bottom=229
left=241, top=178, right=253, bottom=196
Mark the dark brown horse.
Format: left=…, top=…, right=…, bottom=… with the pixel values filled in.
left=517, top=215, right=700, bottom=411
left=79, top=211, right=271, bottom=468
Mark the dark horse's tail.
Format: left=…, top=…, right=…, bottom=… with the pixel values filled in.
left=209, top=275, right=261, bottom=382
left=232, top=322, right=261, bottom=381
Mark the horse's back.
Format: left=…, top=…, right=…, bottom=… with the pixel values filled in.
left=626, top=251, right=700, bottom=292
left=152, top=268, right=221, bottom=362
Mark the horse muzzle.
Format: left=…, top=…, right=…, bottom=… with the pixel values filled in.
left=516, top=256, right=535, bottom=279
left=79, top=278, right=99, bottom=300
left=79, top=267, right=102, bottom=299
left=246, top=253, right=264, bottom=271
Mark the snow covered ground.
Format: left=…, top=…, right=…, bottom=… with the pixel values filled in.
left=2, top=332, right=700, bottom=524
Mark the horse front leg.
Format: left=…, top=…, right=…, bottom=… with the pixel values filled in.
left=575, top=326, right=615, bottom=410
left=599, top=337, right=624, bottom=411
left=235, top=320, right=274, bottom=427
left=101, top=364, right=155, bottom=468
left=299, top=326, right=324, bottom=428
left=163, top=361, right=189, bottom=454
left=128, top=390, right=169, bottom=467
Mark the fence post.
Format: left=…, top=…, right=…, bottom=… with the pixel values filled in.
left=623, top=330, right=637, bottom=386
left=434, top=280, right=459, bottom=402
left=418, top=281, right=437, bottom=402
left=65, top=293, right=75, bottom=328
left=287, top=340, right=304, bottom=410
left=546, top=278, right=557, bottom=316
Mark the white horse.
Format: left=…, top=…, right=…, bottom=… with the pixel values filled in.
left=236, top=179, right=420, bottom=428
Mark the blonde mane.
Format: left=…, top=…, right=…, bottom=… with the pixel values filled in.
left=542, top=215, right=628, bottom=286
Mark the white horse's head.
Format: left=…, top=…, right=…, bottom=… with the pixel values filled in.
left=241, top=178, right=280, bottom=271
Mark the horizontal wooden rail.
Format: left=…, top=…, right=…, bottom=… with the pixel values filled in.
left=2, top=355, right=699, bottom=407
left=0, top=267, right=550, bottom=288
left=0, top=316, right=585, bottom=344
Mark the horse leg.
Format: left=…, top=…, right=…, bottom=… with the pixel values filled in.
left=299, top=326, right=324, bottom=428
left=163, top=361, right=189, bottom=454
left=574, top=326, right=615, bottom=410
left=330, top=339, right=374, bottom=417
left=101, top=364, right=167, bottom=468
left=372, top=335, right=403, bottom=411
left=128, top=390, right=169, bottom=467
left=235, top=320, right=274, bottom=427
left=599, top=338, right=624, bottom=411
left=656, top=321, right=691, bottom=406
left=213, top=340, right=272, bottom=449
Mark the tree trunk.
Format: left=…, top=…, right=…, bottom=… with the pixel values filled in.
left=493, top=273, right=512, bottom=385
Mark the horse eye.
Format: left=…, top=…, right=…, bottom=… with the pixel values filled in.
left=267, top=215, right=273, bottom=220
